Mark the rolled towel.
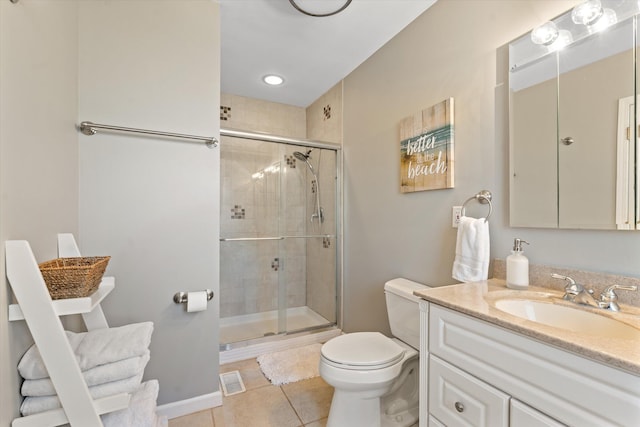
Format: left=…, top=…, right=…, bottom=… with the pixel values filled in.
left=19, top=322, right=153, bottom=380
left=20, top=371, right=144, bottom=416
left=21, top=351, right=150, bottom=397
left=102, top=380, right=161, bottom=427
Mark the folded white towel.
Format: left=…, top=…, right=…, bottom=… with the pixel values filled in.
left=21, top=351, right=150, bottom=397
left=102, top=380, right=162, bottom=427
left=452, top=215, right=490, bottom=283
left=20, top=372, right=144, bottom=416
left=18, top=322, right=153, bottom=380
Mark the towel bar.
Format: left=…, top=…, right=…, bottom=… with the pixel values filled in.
left=461, top=190, right=492, bottom=221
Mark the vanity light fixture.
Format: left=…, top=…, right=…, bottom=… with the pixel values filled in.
left=572, top=0, right=618, bottom=32
left=588, top=7, right=618, bottom=32
left=547, top=30, right=574, bottom=52
left=263, top=74, right=284, bottom=86
left=530, top=21, right=573, bottom=52
left=531, top=21, right=559, bottom=46
left=572, top=0, right=604, bottom=25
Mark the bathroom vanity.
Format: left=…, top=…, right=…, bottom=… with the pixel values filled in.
left=416, top=280, right=640, bottom=427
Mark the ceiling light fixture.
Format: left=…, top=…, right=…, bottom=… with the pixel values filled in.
left=263, top=74, right=284, bottom=86
left=289, top=0, right=352, bottom=17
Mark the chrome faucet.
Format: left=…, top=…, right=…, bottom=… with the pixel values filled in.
left=599, top=284, right=638, bottom=312
left=551, top=274, right=637, bottom=311
left=552, top=274, right=602, bottom=308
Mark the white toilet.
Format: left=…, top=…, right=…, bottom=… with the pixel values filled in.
left=319, top=278, right=429, bottom=427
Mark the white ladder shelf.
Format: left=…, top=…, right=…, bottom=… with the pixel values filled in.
left=6, top=234, right=130, bottom=427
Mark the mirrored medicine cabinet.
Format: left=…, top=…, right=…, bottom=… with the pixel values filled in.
left=509, top=0, right=640, bottom=230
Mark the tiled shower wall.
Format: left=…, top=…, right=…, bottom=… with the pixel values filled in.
left=306, top=83, right=343, bottom=323
left=220, top=93, right=306, bottom=137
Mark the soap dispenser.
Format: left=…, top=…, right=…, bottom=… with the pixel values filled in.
left=506, top=238, right=530, bottom=290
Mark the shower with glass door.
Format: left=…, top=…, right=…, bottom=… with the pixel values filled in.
left=219, top=129, right=340, bottom=350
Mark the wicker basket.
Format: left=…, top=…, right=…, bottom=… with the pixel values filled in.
left=38, top=256, right=110, bottom=300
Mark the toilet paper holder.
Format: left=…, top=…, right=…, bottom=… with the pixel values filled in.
left=173, top=289, right=214, bottom=304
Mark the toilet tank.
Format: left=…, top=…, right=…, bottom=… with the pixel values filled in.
left=384, top=278, right=430, bottom=350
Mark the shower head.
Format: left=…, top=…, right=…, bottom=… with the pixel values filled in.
left=293, top=150, right=312, bottom=162
left=294, top=150, right=316, bottom=175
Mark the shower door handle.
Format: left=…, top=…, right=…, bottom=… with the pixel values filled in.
left=220, top=237, right=285, bottom=242
left=220, top=235, right=334, bottom=241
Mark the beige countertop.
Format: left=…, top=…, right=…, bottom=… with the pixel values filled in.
left=415, top=279, right=640, bottom=376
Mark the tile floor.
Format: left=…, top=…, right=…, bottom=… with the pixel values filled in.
left=168, top=358, right=333, bottom=427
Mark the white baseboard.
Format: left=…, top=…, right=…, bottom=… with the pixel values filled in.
left=156, top=391, right=222, bottom=420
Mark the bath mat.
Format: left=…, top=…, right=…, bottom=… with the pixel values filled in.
left=256, top=343, right=321, bottom=386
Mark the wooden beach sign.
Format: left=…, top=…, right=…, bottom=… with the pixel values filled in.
left=399, top=98, right=454, bottom=193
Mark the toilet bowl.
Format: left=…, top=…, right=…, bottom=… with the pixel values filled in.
left=319, top=278, right=429, bottom=427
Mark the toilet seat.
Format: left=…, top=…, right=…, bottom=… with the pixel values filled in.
left=321, top=332, right=405, bottom=370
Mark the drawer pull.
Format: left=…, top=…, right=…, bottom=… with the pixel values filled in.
left=454, top=401, right=465, bottom=413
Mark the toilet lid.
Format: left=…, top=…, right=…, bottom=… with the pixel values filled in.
left=321, top=332, right=405, bottom=369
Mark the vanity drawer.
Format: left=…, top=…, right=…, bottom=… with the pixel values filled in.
left=429, top=355, right=509, bottom=427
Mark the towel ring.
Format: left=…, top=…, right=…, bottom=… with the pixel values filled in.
left=461, top=190, right=492, bottom=222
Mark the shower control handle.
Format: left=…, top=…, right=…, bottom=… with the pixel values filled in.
left=311, top=207, right=324, bottom=223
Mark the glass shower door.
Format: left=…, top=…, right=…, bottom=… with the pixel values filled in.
left=220, top=136, right=284, bottom=344
left=219, top=134, right=338, bottom=348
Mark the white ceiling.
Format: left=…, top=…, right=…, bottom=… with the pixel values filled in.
left=220, top=0, right=437, bottom=107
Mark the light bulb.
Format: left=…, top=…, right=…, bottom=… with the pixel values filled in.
left=588, top=8, right=617, bottom=33
left=572, top=0, right=603, bottom=25
left=263, top=75, right=284, bottom=86
left=531, top=21, right=559, bottom=46
left=547, top=30, right=573, bottom=52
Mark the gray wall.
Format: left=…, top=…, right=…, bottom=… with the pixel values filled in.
left=0, top=0, right=220, bottom=423
left=342, top=0, right=640, bottom=334
left=0, top=1, right=80, bottom=423
left=77, top=1, right=220, bottom=406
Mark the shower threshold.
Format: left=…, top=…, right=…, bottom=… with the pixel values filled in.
left=219, top=325, right=340, bottom=364
left=219, top=306, right=340, bottom=364
left=220, top=305, right=332, bottom=345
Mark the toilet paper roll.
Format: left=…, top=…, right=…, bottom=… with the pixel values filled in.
left=187, top=291, right=208, bottom=313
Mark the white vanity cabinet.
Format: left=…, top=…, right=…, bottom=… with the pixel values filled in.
left=419, top=303, right=640, bottom=427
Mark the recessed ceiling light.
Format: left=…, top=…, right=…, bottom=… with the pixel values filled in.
left=263, top=75, right=284, bottom=86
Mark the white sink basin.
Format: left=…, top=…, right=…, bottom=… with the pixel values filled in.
left=494, top=299, right=640, bottom=340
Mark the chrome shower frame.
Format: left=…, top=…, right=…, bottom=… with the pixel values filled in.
left=219, top=127, right=344, bottom=342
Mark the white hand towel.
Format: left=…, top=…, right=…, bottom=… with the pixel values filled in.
left=452, top=216, right=490, bottom=282
left=20, top=371, right=144, bottom=416
left=102, top=380, right=162, bottom=427
left=21, top=351, right=150, bottom=397
left=18, top=322, right=153, bottom=380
